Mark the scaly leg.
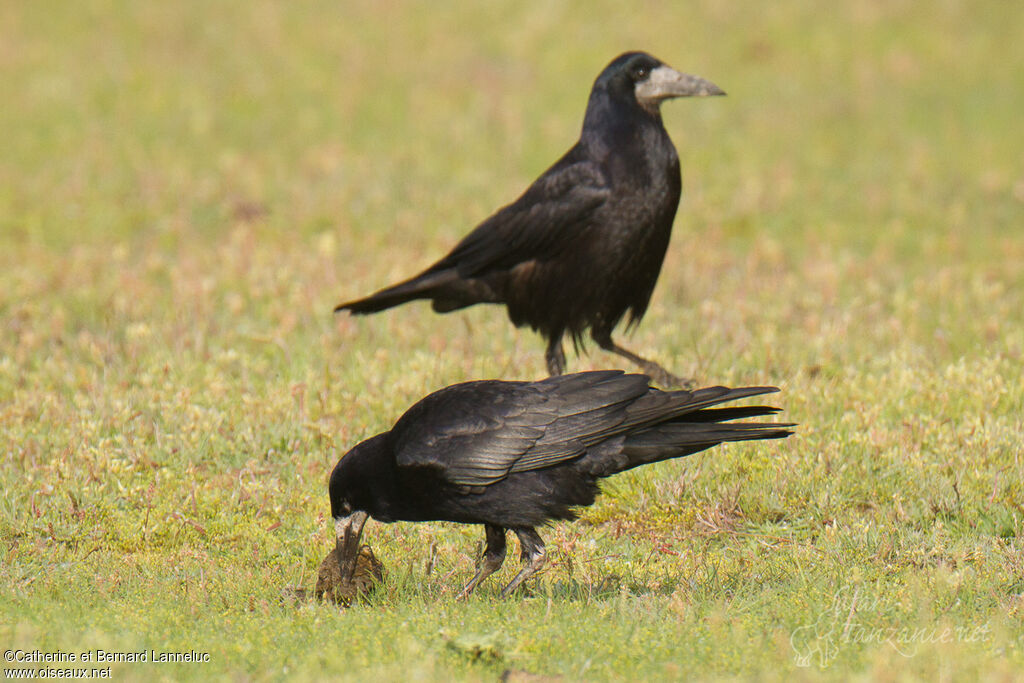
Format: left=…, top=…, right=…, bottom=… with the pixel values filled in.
left=456, top=524, right=507, bottom=600
left=592, top=332, right=693, bottom=388
left=499, top=528, right=547, bottom=598
left=545, top=335, right=567, bottom=376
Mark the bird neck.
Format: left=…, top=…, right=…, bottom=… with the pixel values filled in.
left=580, top=91, right=665, bottom=159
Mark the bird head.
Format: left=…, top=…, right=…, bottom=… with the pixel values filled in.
left=596, top=52, right=725, bottom=116
left=328, top=436, right=385, bottom=582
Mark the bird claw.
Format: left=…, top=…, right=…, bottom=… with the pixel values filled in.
left=645, top=367, right=695, bottom=390
left=498, top=542, right=546, bottom=598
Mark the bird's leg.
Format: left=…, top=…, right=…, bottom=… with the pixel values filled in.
left=592, top=333, right=693, bottom=388
left=545, top=336, right=567, bottom=376
left=499, top=528, right=547, bottom=598
left=456, top=524, right=507, bottom=600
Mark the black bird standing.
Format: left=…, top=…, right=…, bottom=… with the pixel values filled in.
left=335, top=52, right=725, bottom=387
left=329, top=371, right=792, bottom=598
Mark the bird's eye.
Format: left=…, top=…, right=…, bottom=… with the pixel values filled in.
left=632, top=65, right=649, bottom=80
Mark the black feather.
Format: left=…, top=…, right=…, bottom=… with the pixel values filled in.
left=328, top=371, right=793, bottom=596
left=335, top=52, right=724, bottom=385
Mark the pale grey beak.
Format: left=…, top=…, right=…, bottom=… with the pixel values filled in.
left=635, top=65, right=725, bottom=106
left=334, top=510, right=369, bottom=582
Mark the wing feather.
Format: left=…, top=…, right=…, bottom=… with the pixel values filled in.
left=392, top=372, right=648, bottom=487
left=391, top=375, right=785, bottom=488
left=432, top=157, right=610, bottom=277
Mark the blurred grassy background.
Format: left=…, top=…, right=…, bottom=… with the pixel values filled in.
left=2, top=0, right=1022, bottom=680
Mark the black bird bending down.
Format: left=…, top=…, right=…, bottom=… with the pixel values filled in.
left=335, top=52, right=724, bottom=387
left=329, top=371, right=792, bottom=598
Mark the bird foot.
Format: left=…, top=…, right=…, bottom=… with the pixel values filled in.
left=456, top=560, right=503, bottom=601
left=456, top=530, right=507, bottom=600
left=594, top=338, right=694, bottom=388
left=498, top=548, right=547, bottom=598
left=643, top=365, right=694, bottom=390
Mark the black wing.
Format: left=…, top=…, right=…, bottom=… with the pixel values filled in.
left=430, top=152, right=611, bottom=277
left=391, top=371, right=649, bottom=487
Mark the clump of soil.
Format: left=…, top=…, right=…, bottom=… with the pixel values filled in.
left=314, top=544, right=384, bottom=606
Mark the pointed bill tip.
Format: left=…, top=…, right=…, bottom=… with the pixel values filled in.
left=636, top=67, right=726, bottom=103
left=334, top=511, right=369, bottom=583
left=687, top=75, right=726, bottom=97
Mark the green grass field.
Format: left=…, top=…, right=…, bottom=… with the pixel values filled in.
left=2, top=0, right=1022, bottom=680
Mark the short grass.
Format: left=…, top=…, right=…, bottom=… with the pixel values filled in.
left=2, top=0, right=1023, bottom=680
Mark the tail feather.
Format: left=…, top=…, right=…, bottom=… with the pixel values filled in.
left=335, top=269, right=460, bottom=314
left=622, top=421, right=794, bottom=459
left=624, top=385, right=780, bottom=426
left=616, top=418, right=794, bottom=472
left=582, top=386, right=794, bottom=477
left=684, top=405, right=783, bottom=422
